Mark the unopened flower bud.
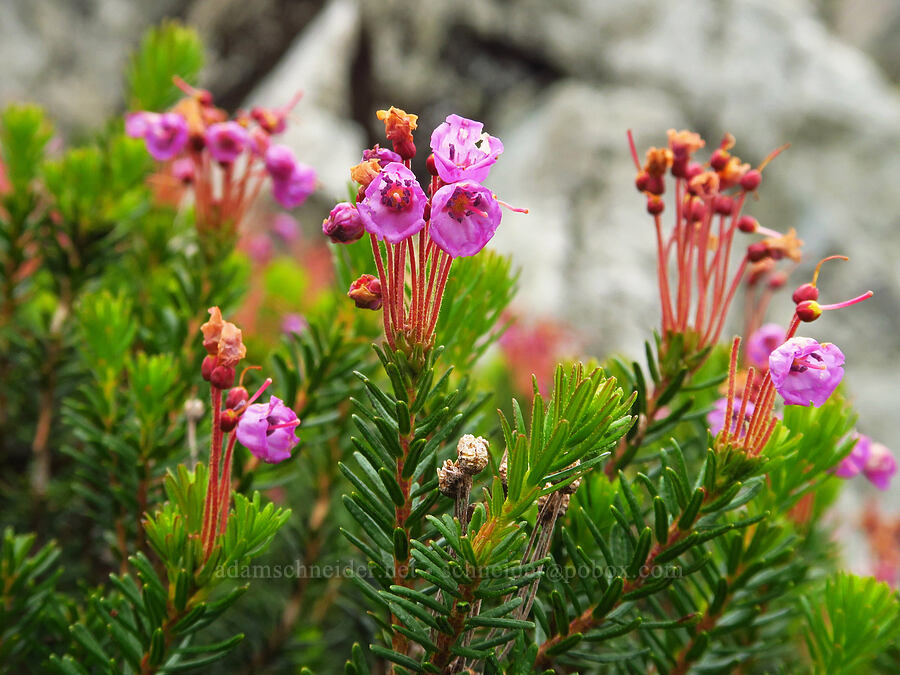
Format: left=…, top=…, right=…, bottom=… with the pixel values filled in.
left=323, top=202, right=365, bottom=244
left=426, top=153, right=438, bottom=176
left=737, top=215, right=758, bottom=233
left=713, top=195, right=734, bottom=215
left=456, top=434, right=489, bottom=475
left=685, top=162, right=704, bottom=180
left=747, top=242, right=770, bottom=262
left=225, top=386, right=249, bottom=410
left=647, top=195, right=664, bottom=215
left=792, top=283, right=819, bottom=304
left=709, top=149, right=730, bottom=171
left=348, top=274, right=382, bottom=310
left=210, top=365, right=236, bottom=389
left=768, top=271, right=788, bottom=289
left=689, top=198, right=707, bottom=222
left=795, top=300, right=822, bottom=322
left=740, top=169, right=762, bottom=191
left=437, top=459, right=463, bottom=497
left=201, top=355, right=216, bottom=381
left=220, top=408, right=240, bottom=432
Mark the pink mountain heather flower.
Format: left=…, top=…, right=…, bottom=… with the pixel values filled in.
left=430, top=114, right=504, bottom=184
left=272, top=213, right=299, bottom=243
left=429, top=181, right=502, bottom=258
left=357, top=162, right=427, bottom=244
left=125, top=111, right=154, bottom=139
left=769, top=337, right=844, bottom=407
left=272, top=164, right=316, bottom=209
left=205, top=121, right=250, bottom=163
left=708, top=397, right=756, bottom=437
left=127, top=112, right=189, bottom=161
left=245, top=233, right=273, bottom=265
left=265, top=144, right=302, bottom=182
left=281, top=313, right=308, bottom=335
left=834, top=433, right=871, bottom=479
left=863, top=441, right=897, bottom=490
left=171, top=157, right=195, bottom=183
left=235, top=395, right=300, bottom=464
left=362, top=144, right=402, bottom=167
left=323, top=202, right=365, bottom=243
left=746, top=323, right=786, bottom=371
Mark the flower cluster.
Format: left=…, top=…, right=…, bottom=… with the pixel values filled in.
left=198, top=307, right=300, bottom=559
left=835, top=434, right=896, bottom=490
left=710, top=257, right=872, bottom=456
left=630, top=130, right=795, bottom=365
left=322, top=107, right=522, bottom=351
left=127, top=81, right=314, bottom=242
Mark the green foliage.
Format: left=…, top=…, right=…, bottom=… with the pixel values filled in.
left=436, top=251, right=518, bottom=368
left=802, top=573, right=900, bottom=675
left=0, top=528, right=67, bottom=667
left=126, top=21, right=204, bottom=112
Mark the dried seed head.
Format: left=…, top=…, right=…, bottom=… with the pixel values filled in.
left=498, top=450, right=509, bottom=486
left=438, top=459, right=463, bottom=497
left=456, top=434, right=489, bottom=475
left=559, top=460, right=583, bottom=495
left=184, top=398, right=205, bottom=421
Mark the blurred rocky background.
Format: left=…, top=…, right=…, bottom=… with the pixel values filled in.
left=3, top=0, right=898, bottom=563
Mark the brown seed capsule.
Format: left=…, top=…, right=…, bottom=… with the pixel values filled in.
left=456, top=434, right=489, bottom=475
left=437, top=459, right=463, bottom=497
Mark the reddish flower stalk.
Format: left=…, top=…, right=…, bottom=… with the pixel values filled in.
left=628, top=129, right=791, bottom=366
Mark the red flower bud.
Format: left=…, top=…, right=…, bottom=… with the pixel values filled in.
left=795, top=300, right=822, bottom=322
left=201, top=355, right=216, bottom=381
left=348, top=274, right=383, bottom=310
left=747, top=242, right=770, bottom=262
left=220, top=408, right=240, bottom=432
left=647, top=195, right=664, bottom=215
left=792, top=283, right=820, bottom=304
left=210, top=365, right=236, bottom=389
left=689, top=199, right=707, bottom=222
left=740, top=169, right=762, bottom=191
left=225, top=386, right=249, bottom=410
left=709, top=149, right=729, bottom=171
left=768, top=271, right=788, bottom=289
left=635, top=171, right=650, bottom=192
left=426, top=153, right=438, bottom=176
left=737, top=215, right=758, bottom=233
left=713, top=195, right=734, bottom=215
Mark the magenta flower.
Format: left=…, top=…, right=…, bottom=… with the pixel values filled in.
left=171, top=157, right=195, bottom=183
left=429, top=181, right=502, bottom=258
left=768, top=337, right=844, bottom=407
left=357, top=162, right=427, bottom=244
left=430, top=114, right=503, bottom=184
left=265, top=144, right=301, bottom=182
left=323, top=202, right=365, bottom=244
left=746, top=323, right=786, bottom=371
left=281, top=313, right=308, bottom=335
left=235, top=395, right=300, bottom=464
left=127, top=112, right=189, bottom=161
left=246, top=234, right=273, bottom=265
left=205, top=122, right=249, bottom=163
left=272, top=164, right=316, bottom=209
left=125, top=111, right=154, bottom=139
left=863, top=441, right=896, bottom=490
left=272, top=213, right=299, bottom=243
left=264, top=144, right=315, bottom=208
left=834, top=433, right=871, bottom=479
left=707, top=397, right=756, bottom=437
left=362, top=144, right=402, bottom=167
